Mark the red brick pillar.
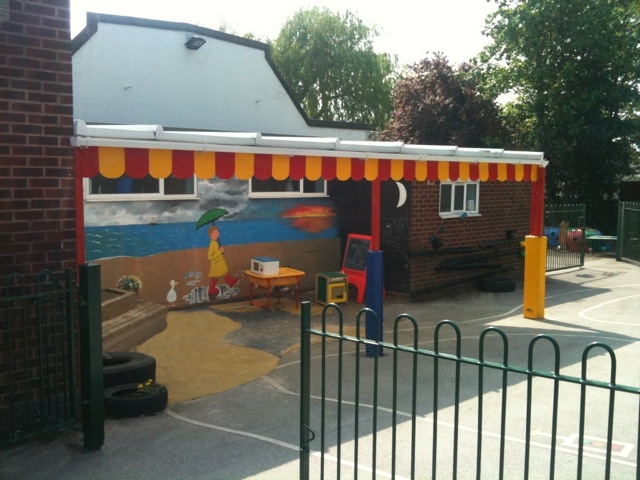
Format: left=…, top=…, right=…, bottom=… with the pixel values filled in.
left=0, top=0, right=76, bottom=278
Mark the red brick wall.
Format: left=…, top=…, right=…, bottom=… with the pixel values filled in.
left=0, top=0, right=76, bottom=279
left=408, top=181, right=531, bottom=297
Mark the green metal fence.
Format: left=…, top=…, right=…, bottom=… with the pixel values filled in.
left=300, top=302, right=640, bottom=480
left=617, top=202, right=640, bottom=265
left=545, top=201, right=640, bottom=267
left=1, top=265, right=104, bottom=450
left=584, top=201, right=619, bottom=236
left=0, top=269, right=78, bottom=447
left=544, top=204, right=586, bottom=272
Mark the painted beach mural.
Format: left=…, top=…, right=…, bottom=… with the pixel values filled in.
left=85, top=178, right=340, bottom=308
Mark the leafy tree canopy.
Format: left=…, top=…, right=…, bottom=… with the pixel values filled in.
left=270, top=7, right=396, bottom=129
left=381, top=53, right=506, bottom=147
left=477, top=0, right=640, bottom=201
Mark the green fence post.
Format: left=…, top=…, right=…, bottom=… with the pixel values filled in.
left=65, top=269, right=79, bottom=422
left=579, top=204, right=586, bottom=267
left=616, top=202, right=624, bottom=261
left=299, top=301, right=311, bottom=480
left=79, top=263, right=104, bottom=451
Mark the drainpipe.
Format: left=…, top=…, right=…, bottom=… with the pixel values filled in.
left=523, top=167, right=547, bottom=319
left=74, top=150, right=86, bottom=265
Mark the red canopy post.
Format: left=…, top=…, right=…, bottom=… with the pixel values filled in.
left=524, top=167, right=547, bottom=319
left=365, top=178, right=384, bottom=356
left=529, top=167, right=546, bottom=236
left=371, top=178, right=381, bottom=250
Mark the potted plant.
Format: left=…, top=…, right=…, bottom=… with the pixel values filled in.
left=104, top=379, right=168, bottom=418
left=116, top=274, right=143, bottom=296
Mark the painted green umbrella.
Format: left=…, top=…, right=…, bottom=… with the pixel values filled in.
left=195, top=208, right=229, bottom=230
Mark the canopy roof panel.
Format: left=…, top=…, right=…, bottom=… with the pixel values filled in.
left=73, top=120, right=546, bottom=182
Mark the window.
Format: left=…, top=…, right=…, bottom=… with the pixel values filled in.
left=249, top=178, right=326, bottom=198
left=439, top=182, right=479, bottom=216
left=86, top=174, right=196, bottom=201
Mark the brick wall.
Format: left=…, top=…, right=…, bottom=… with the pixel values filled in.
left=0, top=0, right=76, bottom=280
left=408, top=181, right=531, bottom=297
left=1, top=0, right=77, bottom=442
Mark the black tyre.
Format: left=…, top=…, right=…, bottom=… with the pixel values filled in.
left=479, top=276, right=516, bottom=293
left=104, top=383, right=168, bottom=418
left=103, top=352, right=156, bottom=388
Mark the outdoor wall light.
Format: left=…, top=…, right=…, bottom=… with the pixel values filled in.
left=185, top=36, right=206, bottom=50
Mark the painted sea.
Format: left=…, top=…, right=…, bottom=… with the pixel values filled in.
left=85, top=219, right=338, bottom=261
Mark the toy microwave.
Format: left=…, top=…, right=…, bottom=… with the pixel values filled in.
left=250, top=257, right=279, bottom=276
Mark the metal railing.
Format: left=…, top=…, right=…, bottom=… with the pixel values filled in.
left=584, top=201, right=619, bottom=236
left=300, top=302, right=640, bottom=480
left=618, top=202, right=640, bottom=265
left=544, top=204, right=586, bottom=272
left=0, top=270, right=79, bottom=447
left=1, top=265, right=104, bottom=450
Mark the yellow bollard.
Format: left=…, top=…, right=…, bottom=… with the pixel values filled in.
left=523, top=235, right=547, bottom=319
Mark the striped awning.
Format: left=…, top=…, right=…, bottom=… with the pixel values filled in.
left=72, top=121, right=545, bottom=183
left=75, top=146, right=540, bottom=182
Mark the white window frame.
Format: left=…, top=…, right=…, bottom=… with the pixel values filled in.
left=248, top=177, right=327, bottom=198
left=84, top=175, right=198, bottom=202
left=439, top=181, right=480, bottom=218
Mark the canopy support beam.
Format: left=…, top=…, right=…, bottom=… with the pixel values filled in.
left=364, top=179, right=384, bottom=356
left=524, top=168, right=547, bottom=319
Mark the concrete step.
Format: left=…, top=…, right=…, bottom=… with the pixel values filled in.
left=102, top=301, right=168, bottom=352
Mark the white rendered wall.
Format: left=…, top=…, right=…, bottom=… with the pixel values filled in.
left=73, top=22, right=368, bottom=140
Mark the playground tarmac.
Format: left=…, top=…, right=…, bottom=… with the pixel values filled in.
left=1, top=255, right=638, bottom=479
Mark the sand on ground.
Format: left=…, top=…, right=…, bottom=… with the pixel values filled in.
left=134, top=297, right=357, bottom=405
left=135, top=309, right=279, bottom=405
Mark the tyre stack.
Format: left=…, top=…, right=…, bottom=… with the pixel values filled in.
left=102, top=352, right=168, bottom=417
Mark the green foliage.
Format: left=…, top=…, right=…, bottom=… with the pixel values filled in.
left=478, top=0, right=640, bottom=201
left=270, top=7, right=396, bottom=129
left=381, top=53, right=506, bottom=147
left=133, top=379, right=164, bottom=397
left=116, top=274, right=142, bottom=291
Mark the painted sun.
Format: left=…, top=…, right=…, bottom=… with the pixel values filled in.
left=281, top=205, right=335, bottom=233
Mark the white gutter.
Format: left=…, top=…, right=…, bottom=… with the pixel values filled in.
left=71, top=120, right=548, bottom=166
left=73, top=120, right=163, bottom=140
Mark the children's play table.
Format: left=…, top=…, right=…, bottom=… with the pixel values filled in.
left=244, top=267, right=305, bottom=310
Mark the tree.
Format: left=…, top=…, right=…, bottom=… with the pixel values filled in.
left=477, top=0, right=640, bottom=201
left=381, top=53, right=506, bottom=147
left=270, top=7, right=396, bottom=129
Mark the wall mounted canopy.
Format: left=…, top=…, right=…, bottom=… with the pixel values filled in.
left=72, top=120, right=547, bottom=182
left=185, top=35, right=206, bottom=50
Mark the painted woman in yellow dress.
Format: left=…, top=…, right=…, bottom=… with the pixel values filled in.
left=207, top=226, right=238, bottom=298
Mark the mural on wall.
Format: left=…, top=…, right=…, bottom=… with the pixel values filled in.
left=195, top=208, right=240, bottom=302
left=84, top=177, right=338, bottom=307
left=181, top=271, right=209, bottom=306
left=205, top=224, right=240, bottom=300
left=166, top=279, right=178, bottom=307
left=281, top=205, right=335, bottom=233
